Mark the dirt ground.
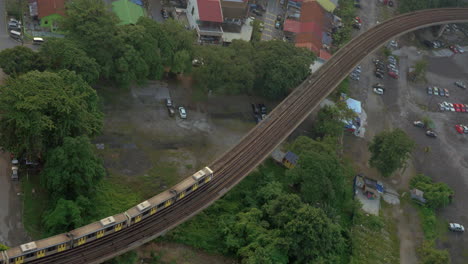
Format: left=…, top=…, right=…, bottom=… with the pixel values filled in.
left=138, top=242, right=237, bottom=264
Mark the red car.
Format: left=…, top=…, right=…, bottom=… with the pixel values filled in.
left=454, top=103, right=462, bottom=112
left=355, top=16, right=362, bottom=23
left=450, top=45, right=459, bottom=54
left=461, top=104, right=467, bottom=112
left=455, top=124, right=464, bottom=134
left=388, top=71, right=399, bottom=79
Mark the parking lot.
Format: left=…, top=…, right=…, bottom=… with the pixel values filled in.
left=347, top=25, right=468, bottom=262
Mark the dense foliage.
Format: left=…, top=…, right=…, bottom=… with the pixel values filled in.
left=418, top=240, right=451, bottom=264
left=193, top=40, right=315, bottom=99
left=0, top=70, right=103, bottom=158
left=399, top=0, right=463, bottom=13
left=332, top=0, right=356, bottom=48
left=41, top=136, right=105, bottom=201
left=168, top=135, right=354, bottom=263
left=0, top=46, right=45, bottom=76
left=368, top=128, right=415, bottom=177
left=410, top=174, right=454, bottom=209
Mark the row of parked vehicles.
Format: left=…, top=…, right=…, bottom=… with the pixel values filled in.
left=439, top=102, right=468, bottom=113
left=413, top=121, right=437, bottom=138
left=373, top=56, right=399, bottom=79
left=427, top=86, right=449, bottom=97
left=349, top=65, right=361, bottom=81
left=165, top=98, right=186, bottom=119
left=251, top=103, right=267, bottom=123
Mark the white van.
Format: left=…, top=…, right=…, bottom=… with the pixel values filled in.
left=9, top=30, right=21, bottom=39
left=33, top=37, right=44, bottom=45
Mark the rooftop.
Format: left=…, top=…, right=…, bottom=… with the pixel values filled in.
left=37, top=0, right=65, bottom=19
left=198, top=0, right=224, bottom=22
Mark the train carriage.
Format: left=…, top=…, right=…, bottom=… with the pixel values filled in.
left=69, top=213, right=128, bottom=248
left=4, top=234, right=71, bottom=264
left=124, top=167, right=214, bottom=226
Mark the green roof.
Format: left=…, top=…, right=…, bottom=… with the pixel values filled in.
left=112, top=0, right=146, bottom=25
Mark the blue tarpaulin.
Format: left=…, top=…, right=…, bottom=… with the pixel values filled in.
left=131, top=0, right=143, bottom=6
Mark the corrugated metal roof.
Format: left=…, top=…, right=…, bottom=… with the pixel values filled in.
left=198, top=0, right=224, bottom=22
left=284, top=151, right=299, bottom=165
left=37, top=0, right=65, bottom=19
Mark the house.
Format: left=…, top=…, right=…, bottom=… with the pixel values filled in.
left=187, top=0, right=224, bottom=44
left=410, top=188, right=427, bottom=204
left=355, top=175, right=384, bottom=199
left=271, top=149, right=299, bottom=169
left=31, top=0, right=65, bottom=31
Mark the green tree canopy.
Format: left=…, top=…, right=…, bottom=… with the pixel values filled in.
left=253, top=41, right=315, bottom=99
left=418, top=240, right=451, bottom=264
left=410, top=174, right=454, bottom=209
left=39, top=39, right=100, bottom=84
left=61, top=0, right=119, bottom=78
left=43, top=198, right=83, bottom=236
left=0, top=46, right=45, bottom=76
left=0, top=70, right=103, bottom=158
left=368, top=128, right=415, bottom=177
left=41, top=136, right=105, bottom=201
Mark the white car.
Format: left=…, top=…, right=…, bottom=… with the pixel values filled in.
left=449, top=223, right=465, bottom=232
left=178, top=107, right=187, bottom=119
left=455, top=45, right=465, bottom=53
left=389, top=40, right=398, bottom=48
left=373, top=88, right=384, bottom=95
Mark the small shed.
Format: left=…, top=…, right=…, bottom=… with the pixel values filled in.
left=410, top=188, right=427, bottom=204
left=283, top=151, right=299, bottom=169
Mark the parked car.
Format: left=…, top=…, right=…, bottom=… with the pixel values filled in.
left=375, top=72, right=384, bottom=79
left=444, top=89, right=449, bottom=97
left=439, top=88, right=445, bottom=97
left=426, top=130, right=437, bottom=138
left=388, top=71, right=399, bottom=79
left=277, top=15, right=282, bottom=21
left=11, top=166, right=18, bottom=180
left=449, top=223, right=465, bottom=232
left=427, top=86, right=433, bottom=95
left=252, top=9, right=263, bottom=16
left=178, top=106, right=187, bottom=119
left=389, top=40, right=398, bottom=48
left=455, top=44, right=464, bottom=53
left=373, top=88, right=384, bottom=95
left=454, top=103, right=461, bottom=112
left=455, top=81, right=466, bottom=89
left=423, top=40, right=435, bottom=48
left=167, top=107, right=175, bottom=117
left=455, top=124, right=464, bottom=134
left=433, top=87, right=439, bottom=95
left=161, top=8, right=169, bottom=19
left=251, top=103, right=259, bottom=114
left=450, top=45, right=459, bottom=53
left=275, top=21, right=281, bottom=29
left=413, top=121, right=425, bottom=128
left=165, top=98, right=173, bottom=107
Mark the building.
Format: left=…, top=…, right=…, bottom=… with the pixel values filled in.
left=28, top=0, right=65, bottom=31
left=284, top=0, right=332, bottom=58
left=271, top=149, right=299, bottom=169
left=187, top=0, right=224, bottom=44
left=355, top=175, right=384, bottom=200
left=410, top=189, right=427, bottom=204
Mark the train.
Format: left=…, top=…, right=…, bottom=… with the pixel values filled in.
left=0, top=167, right=213, bottom=264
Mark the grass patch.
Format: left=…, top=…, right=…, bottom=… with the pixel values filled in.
left=415, top=205, right=447, bottom=241
left=350, top=210, right=400, bottom=264
left=21, top=172, right=49, bottom=239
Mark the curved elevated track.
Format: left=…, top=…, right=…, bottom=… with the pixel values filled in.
left=25, top=8, right=468, bottom=264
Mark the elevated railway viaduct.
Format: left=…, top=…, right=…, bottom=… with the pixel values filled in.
left=14, top=8, right=468, bottom=264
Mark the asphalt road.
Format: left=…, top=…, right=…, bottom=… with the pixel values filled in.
left=148, top=0, right=164, bottom=22
left=261, top=0, right=284, bottom=41
left=0, top=0, right=19, bottom=50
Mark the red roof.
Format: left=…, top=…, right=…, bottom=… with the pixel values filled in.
left=319, top=49, right=332, bottom=60
left=295, top=42, right=320, bottom=54
left=197, top=0, right=223, bottom=23
left=284, top=20, right=321, bottom=36
left=284, top=20, right=301, bottom=33
left=37, top=0, right=65, bottom=19
left=295, top=33, right=321, bottom=54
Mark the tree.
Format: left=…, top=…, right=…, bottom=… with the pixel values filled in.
left=418, top=240, right=450, bottom=264
left=0, top=70, right=103, bottom=158
left=172, top=50, right=191, bottom=74
left=313, top=105, right=346, bottom=138
left=253, top=41, right=315, bottom=99
left=61, top=0, right=119, bottom=78
left=368, top=128, right=415, bottom=177
left=0, top=46, right=45, bottom=76
left=39, top=39, right=100, bottom=84
left=0, top=244, right=9, bottom=250
left=283, top=205, right=345, bottom=263
left=410, top=174, right=454, bottom=209
left=193, top=42, right=255, bottom=95
left=41, top=136, right=105, bottom=201
left=43, top=198, right=83, bottom=236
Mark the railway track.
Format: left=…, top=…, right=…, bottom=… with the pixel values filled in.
left=25, top=8, right=468, bottom=264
